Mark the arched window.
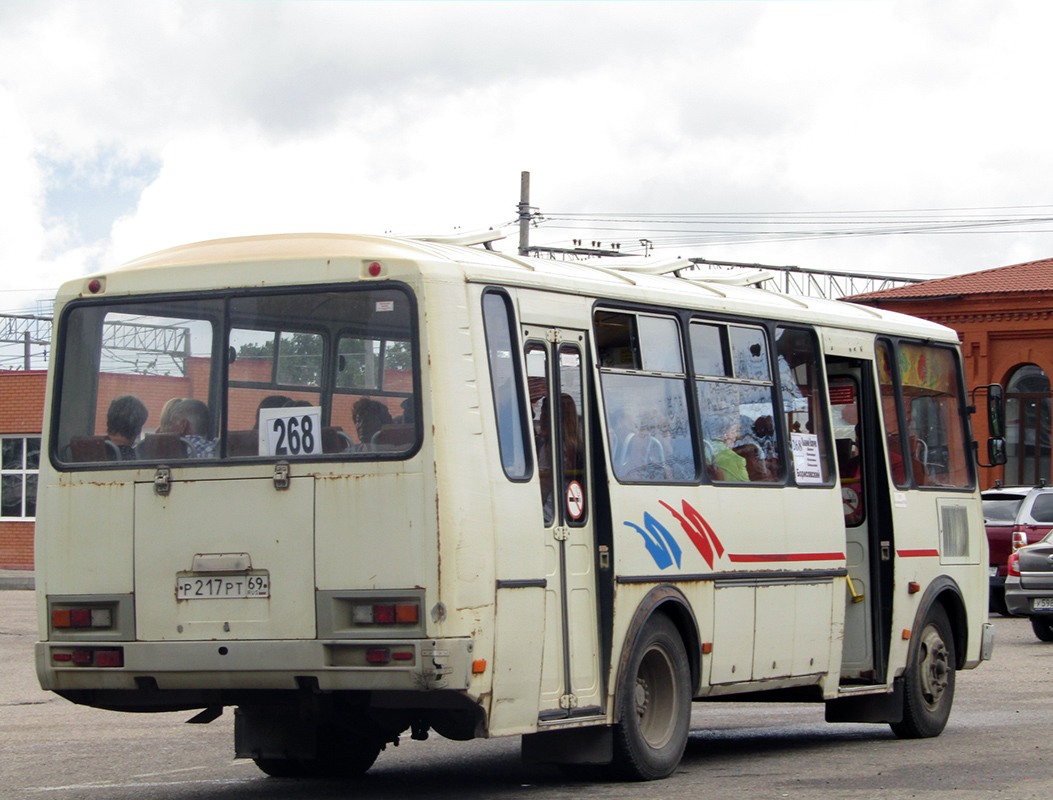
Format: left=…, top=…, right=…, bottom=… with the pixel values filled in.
left=1005, top=364, right=1051, bottom=485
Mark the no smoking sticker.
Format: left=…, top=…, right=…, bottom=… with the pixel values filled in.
left=566, top=481, right=585, bottom=520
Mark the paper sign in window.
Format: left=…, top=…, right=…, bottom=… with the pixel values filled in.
left=258, top=407, right=323, bottom=457
left=791, top=432, right=823, bottom=484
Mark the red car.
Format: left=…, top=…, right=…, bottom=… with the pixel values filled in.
left=983, top=484, right=1053, bottom=615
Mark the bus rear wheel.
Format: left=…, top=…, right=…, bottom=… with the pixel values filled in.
left=612, top=614, right=691, bottom=781
left=254, top=724, right=382, bottom=779
left=891, top=604, right=955, bottom=739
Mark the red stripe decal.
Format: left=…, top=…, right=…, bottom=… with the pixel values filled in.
left=897, top=549, right=940, bottom=558
left=660, top=500, right=725, bottom=569
left=727, top=552, right=846, bottom=563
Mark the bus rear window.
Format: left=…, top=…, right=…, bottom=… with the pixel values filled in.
left=52, top=286, right=419, bottom=467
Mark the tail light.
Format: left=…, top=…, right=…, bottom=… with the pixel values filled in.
left=1012, top=529, right=1029, bottom=551
left=52, top=647, right=123, bottom=667
left=366, top=648, right=390, bottom=664
left=1008, top=552, right=1021, bottom=577
left=351, top=602, right=420, bottom=626
left=51, top=605, right=113, bottom=630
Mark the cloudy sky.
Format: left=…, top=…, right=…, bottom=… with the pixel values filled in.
left=3, top=0, right=1053, bottom=314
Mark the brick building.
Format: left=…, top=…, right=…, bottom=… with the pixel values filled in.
left=0, top=370, right=46, bottom=570
left=847, top=257, right=1053, bottom=490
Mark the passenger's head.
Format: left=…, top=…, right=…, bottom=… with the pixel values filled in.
left=258, top=395, right=292, bottom=412
left=352, top=398, right=392, bottom=443
left=171, top=399, right=211, bottom=438
left=158, top=397, right=184, bottom=433
left=254, top=395, right=291, bottom=428
left=752, top=415, right=774, bottom=440
left=107, top=395, right=148, bottom=443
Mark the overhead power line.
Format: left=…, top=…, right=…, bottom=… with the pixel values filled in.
left=533, top=205, right=1053, bottom=252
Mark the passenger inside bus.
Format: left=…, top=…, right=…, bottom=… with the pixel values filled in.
left=106, top=395, right=148, bottom=460
left=253, top=395, right=292, bottom=428
left=536, top=394, right=582, bottom=523
left=168, top=399, right=217, bottom=458
left=351, top=397, right=392, bottom=451
left=620, top=409, right=677, bottom=481
left=157, top=397, right=184, bottom=434
left=397, top=396, right=414, bottom=424
left=736, top=414, right=779, bottom=481
left=704, top=413, right=749, bottom=483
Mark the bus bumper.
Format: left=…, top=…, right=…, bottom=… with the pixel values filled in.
left=36, top=637, right=475, bottom=697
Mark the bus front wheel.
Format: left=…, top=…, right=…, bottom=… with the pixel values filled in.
left=612, top=614, right=691, bottom=780
left=891, top=604, right=956, bottom=739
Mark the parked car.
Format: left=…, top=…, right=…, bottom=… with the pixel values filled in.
left=982, top=484, right=1053, bottom=615
left=1005, top=532, right=1053, bottom=640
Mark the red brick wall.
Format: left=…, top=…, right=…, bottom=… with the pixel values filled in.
left=0, top=371, right=46, bottom=433
left=0, top=520, right=33, bottom=570
left=0, top=371, right=45, bottom=570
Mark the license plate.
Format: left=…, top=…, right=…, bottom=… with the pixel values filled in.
left=1032, top=597, right=1053, bottom=610
left=176, top=573, right=269, bottom=600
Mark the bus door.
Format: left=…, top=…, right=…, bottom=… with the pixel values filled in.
left=523, top=329, right=603, bottom=719
left=827, top=361, right=892, bottom=684
left=133, top=473, right=316, bottom=642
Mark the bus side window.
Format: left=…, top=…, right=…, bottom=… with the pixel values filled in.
left=830, top=377, right=865, bottom=526
left=897, top=343, right=973, bottom=489
left=482, top=291, right=530, bottom=481
left=595, top=310, right=695, bottom=483
left=776, top=327, right=831, bottom=486
left=876, top=340, right=910, bottom=488
left=692, top=321, right=782, bottom=484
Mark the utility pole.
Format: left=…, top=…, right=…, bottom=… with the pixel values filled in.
left=518, top=171, right=531, bottom=256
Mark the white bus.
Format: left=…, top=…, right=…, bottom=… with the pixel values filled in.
left=35, top=231, right=998, bottom=780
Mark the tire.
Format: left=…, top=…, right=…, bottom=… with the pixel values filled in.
left=990, top=588, right=1011, bottom=617
left=253, top=757, right=310, bottom=778
left=1030, top=616, right=1053, bottom=642
left=890, top=604, right=956, bottom=739
left=611, top=614, right=691, bottom=781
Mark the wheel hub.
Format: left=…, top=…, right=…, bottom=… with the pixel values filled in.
left=918, top=627, right=950, bottom=708
left=634, top=676, right=650, bottom=720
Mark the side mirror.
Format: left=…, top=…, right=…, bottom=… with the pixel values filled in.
left=988, top=383, right=1005, bottom=438
left=988, top=437, right=1007, bottom=467
left=972, top=383, right=1007, bottom=468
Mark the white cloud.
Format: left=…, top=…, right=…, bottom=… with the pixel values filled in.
left=4, top=0, right=1053, bottom=309
left=0, top=86, right=95, bottom=312
left=0, top=88, right=43, bottom=261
